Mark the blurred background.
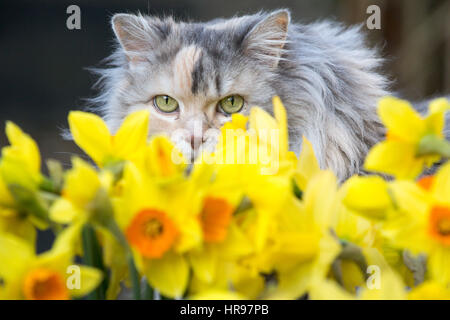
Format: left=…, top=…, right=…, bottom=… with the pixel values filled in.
left=0, top=0, right=449, bottom=249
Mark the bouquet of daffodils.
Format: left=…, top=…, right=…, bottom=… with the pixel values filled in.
left=1, top=96, right=450, bottom=300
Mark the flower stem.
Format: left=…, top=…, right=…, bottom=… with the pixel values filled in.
left=143, top=281, right=153, bottom=300
left=127, top=254, right=141, bottom=300
left=82, top=224, right=108, bottom=300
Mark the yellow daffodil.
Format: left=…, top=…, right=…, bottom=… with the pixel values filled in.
left=342, top=175, right=393, bottom=220
left=0, top=121, right=42, bottom=190
left=115, top=157, right=204, bottom=298
left=0, top=172, right=37, bottom=243
left=68, top=109, right=149, bottom=168
left=210, top=100, right=295, bottom=252
left=386, top=162, right=450, bottom=285
left=137, top=135, right=187, bottom=184
left=0, top=122, right=47, bottom=241
left=0, top=230, right=102, bottom=300
left=310, top=249, right=407, bottom=300
left=365, top=97, right=450, bottom=179
left=260, top=171, right=341, bottom=299
left=187, top=163, right=254, bottom=291
left=50, top=157, right=113, bottom=225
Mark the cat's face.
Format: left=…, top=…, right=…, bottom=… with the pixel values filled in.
left=109, top=11, right=289, bottom=161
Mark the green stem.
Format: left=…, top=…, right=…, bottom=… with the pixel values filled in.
left=82, top=224, right=99, bottom=300
left=82, top=224, right=108, bottom=300
left=143, top=281, right=153, bottom=300
left=127, top=254, right=141, bottom=300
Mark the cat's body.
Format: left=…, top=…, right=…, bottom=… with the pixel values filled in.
left=90, top=10, right=444, bottom=181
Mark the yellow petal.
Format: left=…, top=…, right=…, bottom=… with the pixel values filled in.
left=230, top=265, right=265, bottom=299
left=227, top=113, right=248, bottom=131
left=359, top=266, right=407, bottom=300
left=408, top=281, right=450, bottom=300
left=143, top=252, right=189, bottom=298
left=68, top=266, right=103, bottom=298
left=4, top=121, right=41, bottom=175
left=188, top=247, right=217, bottom=284
left=145, top=136, right=186, bottom=180
left=113, top=110, right=149, bottom=159
left=49, top=198, right=80, bottom=224
left=295, top=136, right=321, bottom=190
left=364, top=141, right=425, bottom=179
left=0, top=233, right=34, bottom=299
left=303, top=170, right=338, bottom=228
left=378, top=97, right=425, bottom=142
left=68, top=111, right=112, bottom=166
left=426, top=98, right=449, bottom=137
left=0, top=215, right=37, bottom=246
left=273, top=96, right=288, bottom=157
left=191, top=289, right=246, bottom=300
left=0, top=154, right=39, bottom=191
left=52, top=223, right=83, bottom=254
left=63, top=158, right=101, bottom=208
left=342, top=175, right=391, bottom=220
left=309, top=279, right=354, bottom=300
left=0, top=176, right=14, bottom=206
left=431, top=162, right=450, bottom=206
left=249, top=107, right=278, bottom=148
left=428, top=247, right=450, bottom=286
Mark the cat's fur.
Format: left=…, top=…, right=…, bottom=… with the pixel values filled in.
left=90, top=9, right=392, bottom=181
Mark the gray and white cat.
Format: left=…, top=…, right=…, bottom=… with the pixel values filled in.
left=90, top=9, right=393, bottom=181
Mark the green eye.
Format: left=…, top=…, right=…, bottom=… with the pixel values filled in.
left=153, top=95, right=179, bottom=113
left=219, top=95, right=244, bottom=114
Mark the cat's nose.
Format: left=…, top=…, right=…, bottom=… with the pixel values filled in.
left=189, top=134, right=204, bottom=150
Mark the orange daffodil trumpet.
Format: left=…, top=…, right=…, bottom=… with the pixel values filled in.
left=1, top=95, right=450, bottom=300
left=0, top=227, right=102, bottom=300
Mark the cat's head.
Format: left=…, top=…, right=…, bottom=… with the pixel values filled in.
left=98, top=10, right=290, bottom=161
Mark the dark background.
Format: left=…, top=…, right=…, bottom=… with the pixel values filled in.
left=0, top=0, right=449, bottom=250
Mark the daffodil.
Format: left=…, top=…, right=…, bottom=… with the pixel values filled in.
left=255, top=171, right=341, bottom=299
left=50, top=157, right=113, bottom=225
left=137, top=135, right=188, bottom=184
left=187, top=163, right=255, bottom=292
left=0, top=230, right=102, bottom=300
left=0, top=122, right=47, bottom=241
left=365, top=97, right=450, bottom=179
left=386, top=162, right=450, bottom=286
left=68, top=109, right=149, bottom=168
left=0, top=121, right=42, bottom=190
left=210, top=100, right=295, bottom=252
left=309, top=249, right=407, bottom=300
left=341, top=175, right=393, bottom=221
left=115, top=154, right=205, bottom=298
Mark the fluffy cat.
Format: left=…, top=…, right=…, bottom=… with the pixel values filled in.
left=90, top=9, right=392, bottom=181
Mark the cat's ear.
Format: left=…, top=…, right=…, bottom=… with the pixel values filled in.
left=111, top=13, right=160, bottom=62
left=242, top=10, right=290, bottom=67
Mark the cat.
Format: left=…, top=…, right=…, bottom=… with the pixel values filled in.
left=89, top=9, right=440, bottom=181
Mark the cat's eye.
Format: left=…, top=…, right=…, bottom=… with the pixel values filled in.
left=218, top=95, right=244, bottom=114
left=153, top=95, right=179, bottom=113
